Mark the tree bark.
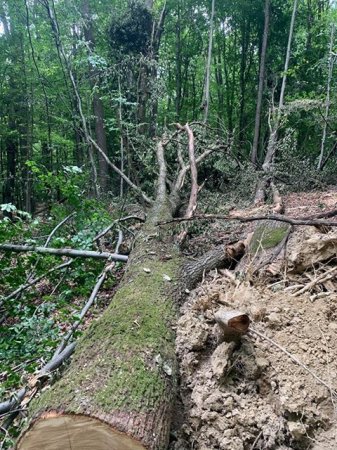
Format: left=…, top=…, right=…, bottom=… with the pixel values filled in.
left=0, top=244, right=128, bottom=261
left=262, top=0, right=298, bottom=172
left=15, top=200, right=245, bottom=450
left=14, top=124, right=245, bottom=449
left=16, top=198, right=181, bottom=450
left=251, top=0, right=270, bottom=165
left=317, top=23, right=335, bottom=170
left=202, top=0, right=215, bottom=123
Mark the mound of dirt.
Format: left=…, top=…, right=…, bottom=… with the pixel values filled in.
left=172, top=279, right=337, bottom=450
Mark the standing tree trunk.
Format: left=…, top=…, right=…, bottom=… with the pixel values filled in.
left=251, top=0, right=270, bottom=165
left=317, top=23, right=335, bottom=170
left=82, top=0, right=109, bottom=193
left=3, top=112, right=17, bottom=206
left=262, top=0, right=298, bottom=172
left=202, top=0, right=215, bottom=123
left=175, top=0, right=182, bottom=120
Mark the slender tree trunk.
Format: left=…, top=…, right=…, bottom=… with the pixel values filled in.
left=82, top=0, right=109, bottom=193
left=203, top=0, right=215, bottom=123
left=3, top=112, right=17, bottom=206
left=118, top=76, right=124, bottom=198
left=43, top=0, right=99, bottom=196
left=175, top=0, right=182, bottom=120
left=251, top=0, right=270, bottom=165
left=317, top=23, right=335, bottom=170
left=262, top=0, right=298, bottom=172
left=1, top=3, right=18, bottom=207
left=25, top=0, right=52, bottom=172
left=214, top=40, right=224, bottom=124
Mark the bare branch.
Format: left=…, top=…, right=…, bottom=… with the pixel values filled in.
left=88, top=136, right=153, bottom=205
left=156, top=139, right=168, bottom=202
left=0, top=244, right=128, bottom=261
left=44, top=212, right=75, bottom=248
left=158, top=212, right=337, bottom=227
left=183, top=124, right=198, bottom=219
left=270, top=182, right=284, bottom=214
left=93, top=215, right=145, bottom=243
left=114, top=230, right=123, bottom=254
left=249, top=327, right=337, bottom=397
left=54, top=263, right=115, bottom=355
left=0, top=259, right=73, bottom=305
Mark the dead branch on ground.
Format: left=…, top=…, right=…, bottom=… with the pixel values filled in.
left=0, top=259, right=73, bottom=307
left=249, top=327, right=337, bottom=398
left=158, top=212, right=337, bottom=227
left=93, top=215, right=145, bottom=243
left=0, top=244, right=128, bottom=261
left=54, top=263, right=115, bottom=355
left=292, top=266, right=337, bottom=297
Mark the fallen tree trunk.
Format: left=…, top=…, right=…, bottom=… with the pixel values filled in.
left=15, top=127, right=244, bottom=450
left=15, top=204, right=244, bottom=449
left=237, top=219, right=291, bottom=275
left=16, top=202, right=180, bottom=450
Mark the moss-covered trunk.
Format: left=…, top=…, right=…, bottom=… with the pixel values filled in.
left=237, top=219, right=291, bottom=275
left=16, top=203, right=182, bottom=450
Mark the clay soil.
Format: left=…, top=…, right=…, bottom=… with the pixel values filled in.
left=171, top=189, right=337, bottom=450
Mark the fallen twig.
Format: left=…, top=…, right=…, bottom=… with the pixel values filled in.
left=44, top=212, right=76, bottom=248
left=22, top=212, right=75, bottom=294
left=0, top=260, right=73, bottom=307
left=0, top=342, right=75, bottom=418
left=115, top=230, right=123, bottom=254
left=292, top=266, right=337, bottom=297
left=93, top=215, right=144, bottom=243
left=249, top=327, right=337, bottom=397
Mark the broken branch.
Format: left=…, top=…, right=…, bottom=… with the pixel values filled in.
left=88, top=136, right=153, bottom=205
left=158, top=213, right=337, bottom=227
left=54, top=264, right=114, bottom=355
left=0, top=244, right=128, bottom=261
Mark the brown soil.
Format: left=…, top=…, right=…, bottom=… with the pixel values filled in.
left=171, top=189, right=337, bottom=450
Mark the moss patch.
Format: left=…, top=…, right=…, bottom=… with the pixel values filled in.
left=30, top=253, right=180, bottom=416
left=250, top=223, right=289, bottom=254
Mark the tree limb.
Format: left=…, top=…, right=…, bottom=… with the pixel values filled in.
left=54, top=264, right=114, bottom=356
left=0, top=244, right=128, bottom=261
left=158, top=212, right=337, bottom=227
left=88, top=136, right=153, bottom=205
left=0, top=259, right=73, bottom=306
left=156, top=139, right=168, bottom=202
left=93, top=215, right=145, bottom=243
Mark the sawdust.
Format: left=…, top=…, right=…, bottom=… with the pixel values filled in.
left=172, top=271, right=337, bottom=450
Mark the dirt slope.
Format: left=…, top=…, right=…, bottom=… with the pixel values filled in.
left=171, top=190, right=337, bottom=450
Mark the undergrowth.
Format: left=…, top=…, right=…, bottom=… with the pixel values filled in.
left=0, top=197, right=123, bottom=447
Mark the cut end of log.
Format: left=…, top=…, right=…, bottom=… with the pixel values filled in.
left=215, top=309, right=250, bottom=339
left=17, top=414, right=147, bottom=450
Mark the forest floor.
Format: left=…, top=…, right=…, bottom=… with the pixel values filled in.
left=2, top=189, right=336, bottom=449
left=171, top=188, right=337, bottom=450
